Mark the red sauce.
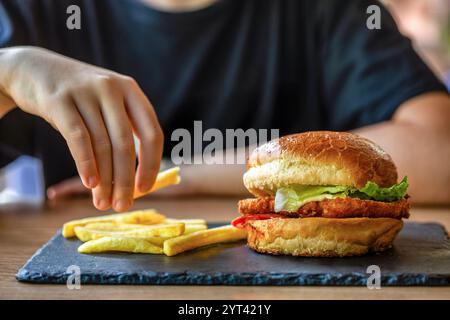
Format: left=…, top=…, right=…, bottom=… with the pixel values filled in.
left=231, top=214, right=283, bottom=229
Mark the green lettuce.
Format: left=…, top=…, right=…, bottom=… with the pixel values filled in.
left=349, top=176, right=409, bottom=202
left=274, top=177, right=408, bottom=212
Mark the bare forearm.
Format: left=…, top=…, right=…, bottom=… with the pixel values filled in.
left=180, top=163, right=248, bottom=196
left=181, top=146, right=251, bottom=196
left=354, top=94, right=450, bottom=204
left=155, top=147, right=251, bottom=196
left=0, top=48, right=18, bottom=117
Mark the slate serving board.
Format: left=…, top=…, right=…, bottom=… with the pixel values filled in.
left=16, top=222, right=450, bottom=286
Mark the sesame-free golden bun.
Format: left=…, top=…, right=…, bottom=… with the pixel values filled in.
left=246, top=217, right=403, bottom=257
left=243, top=131, right=398, bottom=197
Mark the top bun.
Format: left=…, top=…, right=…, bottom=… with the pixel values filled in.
left=244, top=131, right=398, bottom=197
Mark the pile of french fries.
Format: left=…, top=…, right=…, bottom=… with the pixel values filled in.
left=62, top=166, right=246, bottom=256
left=63, top=209, right=247, bottom=256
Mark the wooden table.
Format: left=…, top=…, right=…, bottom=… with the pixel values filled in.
left=1, top=196, right=449, bottom=300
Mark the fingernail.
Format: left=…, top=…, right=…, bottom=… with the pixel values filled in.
left=139, top=183, right=152, bottom=193
left=87, top=176, right=98, bottom=188
left=95, top=198, right=110, bottom=210
left=114, top=199, right=131, bottom=212
left=100, top=199, right=110, bottom=209
left=47, top=188, right=56, bottom=199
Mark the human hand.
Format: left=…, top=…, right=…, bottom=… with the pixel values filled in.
left=0, top=47, right=163, bottom=211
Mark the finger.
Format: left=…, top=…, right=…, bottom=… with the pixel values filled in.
left=53, top=96, right=99, bottom=189
left=123, top=80, right=163, bottom=194
left=99, top=85, right=135, bottom=212
left=74, top=94, right=113, bottom=211
left=47, top=177, right=88, bottom=199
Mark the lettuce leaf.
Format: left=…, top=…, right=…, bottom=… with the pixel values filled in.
left=274, top=185, right=348, bottom=212
left=274, top=177, right=408, bottom=212
left=349, top=176, right=409, bottom=202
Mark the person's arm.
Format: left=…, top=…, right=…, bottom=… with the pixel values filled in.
left=0, top=46, right=164, bottom=211
left=157, top=163, right=248, bottom=196
left=354, top=92, right=450, bottom=205
left=0, top=52, right=17, bottom=117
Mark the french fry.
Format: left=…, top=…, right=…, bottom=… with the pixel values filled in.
left=116, top=209, right=166, bottom=225
left=75, top=223, right=204, bottom=244
left=62, top=209, right=165, bottom=238
left=163, top=225, right=247, bottom=256
left=184, top=224, right=207, bottom=234
left=76, top=223, right=184, bottom=239
left=74, top=226, right=170, bottom=245
left=74, top=226, right=101, bottom=242
left=134, top=167, right=181, bottom=199
left=142, top=236, right=167, bottom=247
left=84, top=218, right=205, bottom=232
left=165, top=218, right=207, bottom=225
left=108, top=223, right=184, bottom=238
left=78, top=237, right=163, bottom=254
left=83, top=222, right=140, bottom=231
left=63, top=212, right=129, bottom=238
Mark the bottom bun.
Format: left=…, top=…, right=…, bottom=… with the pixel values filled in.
left=246, top=217, right=403, bottom=257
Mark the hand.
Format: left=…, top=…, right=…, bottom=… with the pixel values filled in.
left=0, top=47, right=164, bottom=211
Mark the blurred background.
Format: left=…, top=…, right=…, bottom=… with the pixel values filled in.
left=384, top=0, right=450, bottom=90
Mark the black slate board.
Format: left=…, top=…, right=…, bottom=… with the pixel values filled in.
left=16, top=222, right=450, bottom=286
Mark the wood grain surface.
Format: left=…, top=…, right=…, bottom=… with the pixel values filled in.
left=1, top=196, right=449, bottom=300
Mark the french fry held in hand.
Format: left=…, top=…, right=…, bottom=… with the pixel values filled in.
left=133, top=167, right=181, bottom=199
left=163, top=225, right=247, bottom=256
left=78, top=236, right=163, bottom=254
left=74, top=223, right=184, bottom=241
left=62, top=209, right=165, bottom=238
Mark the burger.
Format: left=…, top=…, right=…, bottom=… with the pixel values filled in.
left=232, top=131, right=410, bottom=257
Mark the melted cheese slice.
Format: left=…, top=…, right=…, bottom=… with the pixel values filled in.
left=274, top=193, right=344, bottom=212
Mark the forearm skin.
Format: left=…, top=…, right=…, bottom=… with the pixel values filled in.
left=0, top=47, right=20, bottom=118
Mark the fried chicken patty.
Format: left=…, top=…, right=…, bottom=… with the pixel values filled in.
left=238, top=197, right=410, bottom=219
